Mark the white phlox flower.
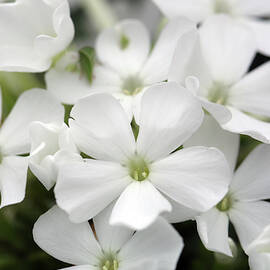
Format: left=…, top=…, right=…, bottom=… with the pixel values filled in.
left=0, top=89, right=64, bottom=208
left=187, top=115, right=270, bottom=257
left=29, top=122, right=82, bottom=191
left=54, top=81, right=231, bottom=230
left=152, top=0, right=270, bottom=56
left=33, top=204, right=184, bottom=270
left=0, top=0, right=74, bottom=72
left=246, top=225, right=270, bottom=270
left=46, top=18, right=195, bottom=121
left=169, top=15, right=270, bottom=143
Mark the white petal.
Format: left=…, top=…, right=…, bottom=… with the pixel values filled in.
left=110, top=181, right=172, bottom=230
left=200, top=15, right=256, bottom=84
left=152, top=0, right=212, bottom=22
left=0, top=156, right=28, bottom=208
left=0, top=88, right=2, bottom=123
left=96, top=19, right=150, bottom=77
left=221, top=106, right=270, bottom=143
left=119, top=217, right=183, bottom=270
left=196, top=208, right=232, bottom=256
left=244, top=19, right=270, bottom=56
left=136, top=82, right=203, bottom=162
left=93, top=203, right=134, bottom=252
left=234, top=0, right=270, bottom=17
left=229, top=201, right=270, bottom=251
left=0, top=89, right=64, bottom=156
left=151, top=146, right=231, bottom=212
left=55, top=160, right=131, bottom=223
left=249, top=254, right=270, bottom=270
left=141, top=17, right=195, bottom=84
left=228, top=62, right=270, bottom=117
left=70, top=93, right=135, bottom=163
left=230, top=144, right=270, bottom=201
left=33, top=206, right=101, bottom=266
left=0, top=0, right=74, bottom=72
left=60, top=266, right=97, bottom=270
left=184, top=114, right=240, bottom=172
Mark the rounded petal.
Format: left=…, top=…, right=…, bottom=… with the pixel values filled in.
left=0, top=156, right=28, bottom=208
left=184, top=114, right=240, bottom=172
left=230, top=144, right=270, bottom=201
left=119, top=217, right=183, bottom=270
left=229, top=201, right=270, bottom=251
left=196, top=208, right=232, bottom=256
left=141, top=17, right=195, bottom=84
left=96, top=19, right=150, bottom=77
left=0, top=0, right=74, bottom=72
left=93, top=203, right=134, bottom=252
left=33, top=206, right=101, bottom=266
left=136, top=82, right=203, bottom=162
left=69, top=93, right=135, bottom=163
left=110, top=181, right=172, bottom=230
left=229, top=62, right=270, bottom=117
left=55, top=160, right=131, bottom=223
left=200, top=15, right=256, bottom=85
left=234, top=0, right=270, bottom=17
left=151, top=146, right=231, bottom=212
left=0, top=89, right=64, bottom=156
left=221, top=106, right=270, bottom=143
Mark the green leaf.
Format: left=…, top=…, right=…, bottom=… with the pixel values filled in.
left=79, top=47, right=95, bottom=84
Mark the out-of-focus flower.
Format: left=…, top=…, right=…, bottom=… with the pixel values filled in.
left=246, top=225, right=270, bottom=270
left=33, top=204, right=183, bottom=270
left=29, top=122, right=82, bottom=190
left=169, top=15, right=270, bottom=143
left=0, top=89, right=64, bottom=208
left=0, top=0, right=74, bottom=72
left=54, top=82, right=231, bottom=230
left=152, top=0, right=270, bottom=55
left=46, top=18, right=195, bottom=121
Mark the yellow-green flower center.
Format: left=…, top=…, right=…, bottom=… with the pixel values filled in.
left=128, top=156, right=150, bottom=181
left=100, top=253, right=119, bottom=270
left=208, top=81, right=229, bottom=105
left=122, top=76, right=143, bottom=96
left=214, top=0, right=232, bottom=14
left=120, top=34, right=130, bottom=50
left=216, top=194, right=232, bottom=212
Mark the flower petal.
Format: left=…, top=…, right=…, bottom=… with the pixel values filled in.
left=119, top=217, right=183, bottom=270
left=55, top=160, right=131, bottom=223
left=221, top=106, right=270, bottom=143
left=229, top=201, right=270, bottom=251
left=0, top=156, right=28, bottom=208
left=69, top=93, right=135, bottom=163
left=141, top=17, right=195, bottom=84
left=33, top=206, right=101, bottom=266
left=110, top=181, right=172, bottom=230
left=96, top=19, right=150, bottom=77
left=230, top=144, right=270, bottom=201
left=0, top=89, right=64, bottom=156
left=60, top=266, right=97, bottom=270
left=229, top=62, right=270, bottom=117
left=196, top=208, right=232, bottom=256
left=184, top=114, right=240, bottom=172
left=249, top=254, right=270, bottom=270
left=234, top=0, right=270, bottom=17
left=136, top=82, right=203, bottom=162
left=0, top=0, right=74, bottom=72
left=151, top=146, right=231, bottom=212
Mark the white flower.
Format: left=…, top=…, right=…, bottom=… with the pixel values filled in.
left=246, top=225, right=270, bottom=270
left=169, top=15, right=270, bottom=143
left=0, top=89, right=64, bottom=208
left=46, top=18, right=195, bottom=121
left=29, top=122, right=82, bottom=190
left=33, top=204, right=183, bottom=270
left=54, top=81, right=231, bottom=230
left=187, top=116, right=270, bottom=257
left=0, top=0, right=74, bottom=72
left=152, top=0, right=270, bottom=55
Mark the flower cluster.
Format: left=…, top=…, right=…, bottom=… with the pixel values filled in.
left=0, top=0, right=270, bottom=269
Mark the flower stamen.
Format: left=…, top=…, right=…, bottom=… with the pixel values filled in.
left=128, top=156, right=150, bottom=181
left=122, top=76, right=143, bottom=96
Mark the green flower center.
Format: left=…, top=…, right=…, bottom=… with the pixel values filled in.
left=208, top=81, right=229, bottom=105
left=122, top=76, right=143, bottom=96
left=120, top=34, right=130, bottom=50
left=128, top=156, right=150, bottom=181
left=100, top=253, right=119, bottom=270
left=216, top=194, right=232, bottom=212
left=214, top=0, right=232, bottom=14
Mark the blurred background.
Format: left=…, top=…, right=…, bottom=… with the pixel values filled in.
left=0, top=0, right=268, bottom=269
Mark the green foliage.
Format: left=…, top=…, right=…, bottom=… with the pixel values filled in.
left=79, top=47, right=95, bottom=84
